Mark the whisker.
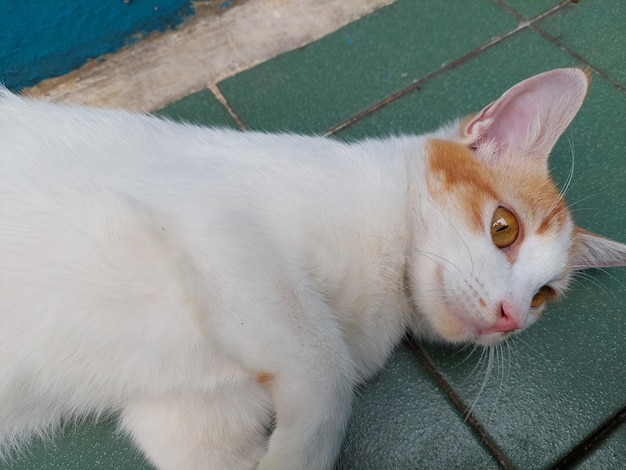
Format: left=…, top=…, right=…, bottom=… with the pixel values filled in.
left=412, top=249, right=461, bottom=274
left=458, top=347, right=487, bottom=388
left=558, top=136, right=576, bottom=199
left=572, top=270, right=618, bottom=294
left=565, top=191, right=595, bottom=210
left=578, top=268, right=625, bottom=289
left=510, top=332, right=530, bottom=350
left=463, top=346, right=493, bottom=421
left=545, top=133, right=577, bottom=219
left=451, top=224, right=475, bottom=275
left=569, top=271, right=621, bottom=305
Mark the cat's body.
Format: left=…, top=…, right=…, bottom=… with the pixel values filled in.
left=0, top=69, right=625, bottom=469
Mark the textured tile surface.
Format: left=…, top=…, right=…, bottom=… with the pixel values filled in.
left=535, top=0, right=626, bottom=87
left=576, top=422, right=626, bottom=470
left=499, top=0, right=563, bottom=18
left=336, top=345, right=499, bottom=469
left=218, top=0, right=518, bottom=133
left=5, top=418, right=151, bottom=470
left=422, top=284, right=626, bottom=469
left=335, top=28, right=580, bottom=140
left=154, top=88, right=238, bottom=128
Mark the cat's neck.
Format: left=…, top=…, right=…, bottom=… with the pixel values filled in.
left=172, top=131, right=433, bottom=381
left=300, top=136, right=430, bottom=379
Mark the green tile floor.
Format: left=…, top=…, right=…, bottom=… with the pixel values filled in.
left=4, top=0, right=625, bottom=468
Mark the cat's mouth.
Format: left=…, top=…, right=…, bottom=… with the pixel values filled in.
left=441, top=300, right=516, bottom=346
left=435, top=265, right=515, bottom=346
left=476, top=329, right=514, bottom=346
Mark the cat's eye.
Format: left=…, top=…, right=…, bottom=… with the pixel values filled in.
left=531, top=285, right=555, bottom=308
left=490, top=207, right=519, bottom=248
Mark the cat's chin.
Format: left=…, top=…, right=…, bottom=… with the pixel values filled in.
left=415, top=325, right=512, bottom=348
left=427, top=325, right=513, bottom=347
left=473, top=331, right=514, bottom=347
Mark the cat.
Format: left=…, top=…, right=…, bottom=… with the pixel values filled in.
left=0, top=67, right=625, bottom=470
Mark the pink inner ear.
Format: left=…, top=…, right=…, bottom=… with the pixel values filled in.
left=462, top=68, right=590, bottom=164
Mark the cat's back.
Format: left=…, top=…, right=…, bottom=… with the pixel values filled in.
left=0, top=88, right=417, bottom=281
left=0, top=87, right=221, bottom=185
left=0, top=88, right=413, bottom=240
left=0, top=88, right=358, bottom=197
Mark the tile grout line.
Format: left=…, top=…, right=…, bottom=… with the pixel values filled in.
left=493, top=0, right=574, bottom=25
left=495, top=0, right=626, bottom=95
left=321, top=28, right=507, bottom=135
left=324, top=0, right=574, bottom=137
left=323, top=26, right=522, bottom=136
left=406, top=338, right=516, bottom=470
left=207, top=84, right=249, bottom=130
left=530, top=27, right=626, bottom=95
left=547, top=403, right=626, bottom=469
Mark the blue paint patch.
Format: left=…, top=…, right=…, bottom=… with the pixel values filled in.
left=0, top=1, right=195, bottom=91
left=346, top=38, right=354, bottom=45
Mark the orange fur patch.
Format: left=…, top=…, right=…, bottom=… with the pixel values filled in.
left=503, top=168, right=569, bottom=237
left=536, top=199, right=568, bottom=235
left=256, top=371, right=275, bottom=389
left=426, top=139, right=498, bottom=233
left=426, top=138, right=571, bottom=244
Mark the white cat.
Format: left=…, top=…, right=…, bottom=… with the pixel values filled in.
left=0, top=68, right=624, bottom=470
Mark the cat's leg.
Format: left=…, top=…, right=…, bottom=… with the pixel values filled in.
left=256, top=333, right=355, bottom=470
left=119, top=383, right=273, bottom=470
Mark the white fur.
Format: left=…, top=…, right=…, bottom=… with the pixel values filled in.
left=1, top=69, right=624, bottom=469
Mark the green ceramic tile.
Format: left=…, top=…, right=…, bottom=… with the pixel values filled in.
left=536, top=0, right=626, bottom=87
left=336, top=344, right=499, bottom=470
left=336, top=28, right=583, bottom=140
left=218, top=0, right=518, bottom=133
left=1, top=417, right=152, bottom=470
left=499, top=0, right=563, bottom=19
left=574, top=422, right=626, bottom=470
left=154, top=88, right=238, bottom=128
left=421, top=278, right=626, bottom=469
left=337, top=28, right=626, bottom=469
left=557, top=77, right=626, bottom=239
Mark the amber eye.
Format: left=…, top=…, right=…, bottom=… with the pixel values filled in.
left=490, top=207, right=519, bottom=248
left=531, top=285, right=555, bottom=308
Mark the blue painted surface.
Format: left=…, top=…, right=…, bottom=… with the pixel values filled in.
left=0, top=1, right=195, bottom=91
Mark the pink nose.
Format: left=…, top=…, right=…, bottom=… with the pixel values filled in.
left=483, top=302, right=522, bottom=334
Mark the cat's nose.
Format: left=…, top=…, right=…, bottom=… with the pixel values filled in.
left=484, top=302, right=522, bottom=333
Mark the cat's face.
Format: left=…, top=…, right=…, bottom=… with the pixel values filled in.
left=410, top=139, right=574, bottom=346
left=407, top=68, right=626, bottom=347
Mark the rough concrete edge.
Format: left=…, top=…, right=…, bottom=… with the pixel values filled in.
left=26, top=0, right=395, bottom=112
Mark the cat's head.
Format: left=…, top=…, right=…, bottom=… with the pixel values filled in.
left=410, top=68, right=626, bottom=347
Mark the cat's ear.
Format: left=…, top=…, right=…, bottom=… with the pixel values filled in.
left=460, top=68, right=590, bottom=164
left=571, top=228, right=626, bottom=270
